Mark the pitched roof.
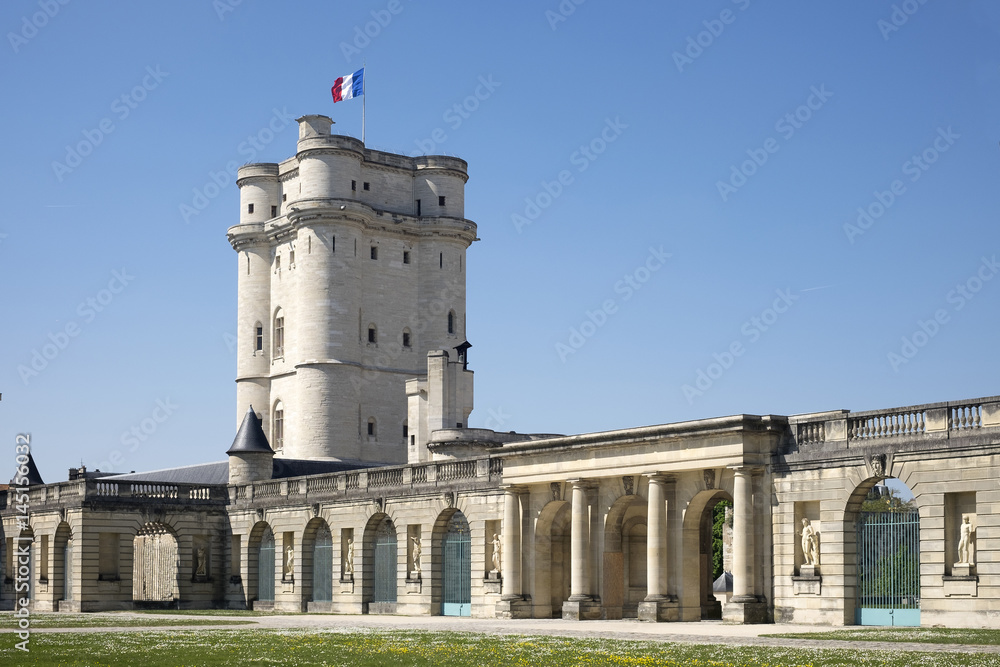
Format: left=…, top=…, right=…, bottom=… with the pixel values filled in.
left=105, top=458, right=368, bottom=485
left=226, top=405, right=273, bottom=455
left=11, top=451, right=44, bottom=486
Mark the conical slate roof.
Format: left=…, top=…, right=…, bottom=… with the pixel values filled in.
left=226, top=405, right=273, bottom=455
left=12, top=450, right=44, bottom=486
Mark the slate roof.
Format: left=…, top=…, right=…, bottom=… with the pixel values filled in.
left=10, top=451, right=44, bottom=486
left=105, top=458, right=369, bottom=485
left=227, top=405, right=273, bottom=454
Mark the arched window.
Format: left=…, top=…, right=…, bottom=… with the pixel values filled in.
left=367, top=417, right=377, bottom=438
left=272, top=401, right=284, bottom=451
left=273, top=308, right=285, bottom=359
left=402, top=328, right=411, bottom=348
left=447, top=310, right=456, bottom=335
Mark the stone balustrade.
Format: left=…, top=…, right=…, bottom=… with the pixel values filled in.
left=233, top=456, right=502, bottom=506
left=787, top=395, right=1000, bottom=448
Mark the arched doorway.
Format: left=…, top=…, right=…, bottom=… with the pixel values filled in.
left=363, top=514, right=397, bottom=613
left=132, top=523, right=178, bottom=606
left=440, top=511, right=471, bottom=617
left=680, top=489, right=733, bottom=621
left=533, top=500, right=571, bottom=618
left=602, top=494, right=646, bottom=619
left=303, top=519, right=333, bottom=606
left=848, top=477, right=920, bottom=626
left=54, top=523, right=73, bottom=606
left=257, top=528, right=275, bottom=604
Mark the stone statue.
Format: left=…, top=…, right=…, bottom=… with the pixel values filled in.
left=799, top=518, right=819, bottom=566
left=491, top=533, right=502, bottom=573
left=195, top=546, right=207, bottom=576
left=411, top=536, right=422, bottom=575
left=284, top=545, right=294, bottom=577
left=345, top=538, right=355, bottom=575
left=870, top=454, right=885, bottom=478
left=957, top=516, right=974, bottom=564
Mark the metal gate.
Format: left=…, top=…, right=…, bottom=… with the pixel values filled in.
left=313, top=527, right=333, bottom=602
left=373, top=519, right=397, bottom=603
left=442, top=513, right=471, bottom=616
left=856, top=508, right=920, bottom=626
left=258, top=530, right=275, bottom=602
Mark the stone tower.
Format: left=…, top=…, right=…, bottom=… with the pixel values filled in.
left=227, top=115, right=477, bottom=464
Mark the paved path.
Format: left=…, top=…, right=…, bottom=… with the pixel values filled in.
left=17, top=613, right=1000, bottom=655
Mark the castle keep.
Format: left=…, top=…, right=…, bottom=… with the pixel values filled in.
left=4, top=116, right=999, bottom=628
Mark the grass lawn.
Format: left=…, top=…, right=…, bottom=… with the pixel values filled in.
left=2, top=629, right=999, bottom=667
left=765, top=627, right=1000, bottom=646
left=0, top=612, right=255, bottom=629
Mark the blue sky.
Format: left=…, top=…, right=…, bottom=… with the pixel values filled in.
left=3, top=0, right=999, bottom=481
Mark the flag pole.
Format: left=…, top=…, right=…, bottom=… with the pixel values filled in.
left=362, top=60, right=366, bottom=145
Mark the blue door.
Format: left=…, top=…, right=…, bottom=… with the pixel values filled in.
left=258, top=530, right=275, bottom=602
left=442, top=513, right=471, bottom=616
left=373, top=519, right=397, bottom=603
left=856, top=508, right=920, bottom=626
left=313, top=527, right=333, bottom=602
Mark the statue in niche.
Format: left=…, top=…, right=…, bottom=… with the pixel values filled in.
left=284, top=545, right=294, bottom=578
left=345, top=538, right=355, bottom=575
left=195, top=546, right=207, bottom=576
left=491, top=533, right=502, bottom=573
left=957, top=515, right=974, bottom=565
left=798, top=518, right=819, bottom=566
left=410, top=536, right=422, bottom=575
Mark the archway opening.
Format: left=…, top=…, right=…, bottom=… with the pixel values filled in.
left=680, top=489, right=732, bottom=621
left=132, top=523, right=178, bottom=608
left=54, top=522, right=73, bottom=607
left=303, top=518, right=333, bottom=608
left=247, top=522, right=275, bottom=608
left=363, top=513, right=397, bottom=613
left=848, top=476, right=920, bottom=626
left=533, top=500, right=571, bottom=618
left=433, top=509, right=471, bottom=617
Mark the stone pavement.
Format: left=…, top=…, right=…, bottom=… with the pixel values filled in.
left=22, top=613, right=1000, bottom=655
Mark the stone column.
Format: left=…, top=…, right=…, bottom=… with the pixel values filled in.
left=495, top=486, right=530, bottom=618
left=638, top=474, right=680, bottom=622
left=501, top=487, right=521, bottom=600
left=724, top=465, right=766, bottom=624
left=645, top=475, right=668, bottom=600
left=563, top=479, right=601, bottom=620
left=731, top=466, right=754, bottom=601
left=569, top=480, right=591, bottom=601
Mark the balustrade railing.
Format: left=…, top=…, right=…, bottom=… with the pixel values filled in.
left=849, top=410, right=925, bottom=440
left=949, top=404, right=981, bottom=431
left=438, top=460, right=476, bottom=482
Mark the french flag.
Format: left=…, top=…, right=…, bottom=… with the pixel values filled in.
left=332, top=68, right=364, bottom=103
